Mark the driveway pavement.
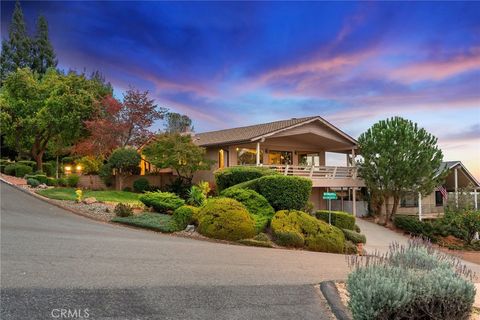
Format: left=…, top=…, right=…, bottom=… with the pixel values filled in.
left=1, top=182, right=344, bottom=319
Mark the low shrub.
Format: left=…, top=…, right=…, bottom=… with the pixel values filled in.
left=196, top=198, right=256, bottom=241
left=271, top=210, right=345, bottom=253
left=173, top=205, right=199, bottom=230
left=354, top=224, right=361, bottom=233
left=221, top=188, right=275, bottom=232
left=42, top=162, right=55, bottom=177
left=46, top=177, right=57, bottom=186
left=344, top=240, right=358, bottom=254
left=4, top=163, right=33, bottom=177
left=25, top=174, right=48, bottom=184
left=57, top=177, right=68, bottom=187
left=238, top=238, right=273, bottom=248
left=347, top=240, right=475, bottom=320
left=165, top=178, right=191, bottom=199
left=112, top=212, right=180, bottom=233
left=139, top=191, right=185, bottom=214
left=122, top=186, right=132, bottom=192
left=214, top=166, right=279, bottom=192
left=17, top=160, right=36, bottom=169
left=342, top=229, right=366, bottom=244
left=67, top=174, right=80, bottom=187
left=316, top=210, right=355, bottom=230
left=114, top=203, right=133, bottom=217
left=133, top=178, right=150, bottom=193
left=27, top=178, right=40, bottom=187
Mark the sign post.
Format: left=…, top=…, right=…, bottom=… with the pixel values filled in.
left=322, top=192, right=337, bottom=225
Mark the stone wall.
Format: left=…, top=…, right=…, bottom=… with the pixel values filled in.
left=78, top=175, right=107, bottom=190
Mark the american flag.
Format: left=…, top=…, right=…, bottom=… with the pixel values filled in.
left=438, top=186, right=448, bottom=199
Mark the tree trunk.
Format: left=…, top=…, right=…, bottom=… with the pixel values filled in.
left=32, top=151, right=44, bottom=173
left=381, top=196, right=390, bottom=225
left=390, top=195, right=400, bottom=222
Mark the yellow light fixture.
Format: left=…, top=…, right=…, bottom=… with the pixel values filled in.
left=64, top=166, right=72, bottom=171
left=76, top=165, right=82, bottom=172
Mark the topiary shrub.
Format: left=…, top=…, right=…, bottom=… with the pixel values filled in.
left=25, top=174, right=48, bottom=184
left=27, top=178, right=40, bottom=187
left=4, top=164, right=16, bottom=176
left=316, top=210, right=355, bottom=230
left=196, top=198, right=256, bottom=241
left=114, top=203, right=133, bottom=217
left=17, top=160, right=36, bottom=169
left=221, top=187, right=275, bottom=232
left=271, top=210, right=345, bottom=253
left=342, top=228, right=366, bottom=244
left=67, top=174, right=80, bottom=187
left=139, top=191, right=185, bottom=214
left=245, top=175, right=312, bottom=211
left=133, top=178, right=150, bottom=193
left=214, top=166, right=279, bottom=192
left=5, top=164, right=33, bottom=177
left=172, top=205, right=199, bottom=230
left=347, top=240, right=475, bottom=320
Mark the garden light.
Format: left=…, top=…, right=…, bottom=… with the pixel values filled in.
left=76, top=165, right=82, bottom=172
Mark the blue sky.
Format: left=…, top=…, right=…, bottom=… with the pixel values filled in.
left=2, top=1, right=479, bottom=178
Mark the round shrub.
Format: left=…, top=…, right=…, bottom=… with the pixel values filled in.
left=271, top=210, right=345, bottom=253
left=114, top=203, right=133, bottom=217
left=316, top=210, right=356, bottom=230
left=197, top=198, right=256, bottom=241
left=46, top=177, right=57, bottom=186
left=214, top=166, right=279, bottom=192
left=255, top=175, right=312, bottom=211
left=133, top=178, right=150, bottom=193
left=4, top=164, right=16, bottom=176
left=57, top=177, right=68, bottom=187
left=139, top=191, right=185, bottom=214
left=17, top=160, right=36, bottom=169
left=173, top=205, right=199, bottom=230
left=25, top=174, right=48, bottom=184
left=221, top=188, right=274, bottom=232
left=341, top=228, right=366, bottom=244
left=5, top=164, right=33, bottom=177
left=67, top=174, right=80, bottom=187
left=27, top=178, right=40, bottom=187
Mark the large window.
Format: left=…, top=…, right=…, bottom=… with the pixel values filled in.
left=268, top=151, right=292, bottom=165
left=237, top=148, right=263, bottom=165
left=218, top=149, right=229, bottom=169
left=400, top=192, right=418, bottom=208
left=435, top=191, right=443, bottom=207
left=299, top=153, right=320, bottom=166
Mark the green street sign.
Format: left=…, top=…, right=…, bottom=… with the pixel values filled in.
left=323, top=192, right=337, bottom=200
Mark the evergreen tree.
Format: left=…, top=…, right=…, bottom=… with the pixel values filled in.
left=0, top=0, right=31, bottom=82
left=32, top=15, right=57, bottom=74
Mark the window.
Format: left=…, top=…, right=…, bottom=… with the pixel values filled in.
left=218, top=149, right=225, bottom=169
left=400, top=192, right=418, bottom=207
left=435, top=191, right=443, bottom=207
left=237, top=148, right=263, bottom=165
left=299, top=153, right=320, bottom=166
left=268, top=151, right=292, bottom=165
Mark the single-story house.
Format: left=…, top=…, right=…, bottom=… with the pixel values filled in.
left=191, top=116, right=366, bottom=215
left=394, top=161, right=480, bottom=219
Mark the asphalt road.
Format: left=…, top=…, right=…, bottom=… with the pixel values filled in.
left=1, top=182, right=348, bottom=319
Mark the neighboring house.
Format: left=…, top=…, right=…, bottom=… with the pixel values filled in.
left=192, top=116, right=366, bottom=215
left=394, top=161, right=480, bottom=219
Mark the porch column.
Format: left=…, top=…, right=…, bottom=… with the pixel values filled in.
left=418, top=192, right=422, bottom=221
left=341, top=187, right=344, bottom=211
left=474, top=188, right=478, bottom=210
left=256, top=142, right=261, bottom=166
left=351, top=148, right=356, bottom=166
left=454, top=168, right=459, bottom=208
left=352, top=187, right=357, bottom=216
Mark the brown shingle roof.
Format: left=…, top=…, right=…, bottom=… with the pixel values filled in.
left=194, top=116, right=323, bottom=146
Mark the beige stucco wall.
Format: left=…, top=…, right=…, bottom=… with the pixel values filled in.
left=382, top=192, right=445, bottom=216
left=309, top=187, right=327, bottom=210
left=192, top=147, right=220, bottom=184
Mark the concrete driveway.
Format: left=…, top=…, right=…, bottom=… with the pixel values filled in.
left=0, top=182, right=346, bottom=319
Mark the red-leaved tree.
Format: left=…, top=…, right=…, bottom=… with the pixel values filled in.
left=74, top=88, right=167, bottom=157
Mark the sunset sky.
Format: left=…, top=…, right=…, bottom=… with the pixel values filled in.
left=2, top=1, right=479, bottom=178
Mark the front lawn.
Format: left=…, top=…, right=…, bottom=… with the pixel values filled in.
left=112, top=213, right=179, bottom=233
left=37, top=187, right=142, bottom=205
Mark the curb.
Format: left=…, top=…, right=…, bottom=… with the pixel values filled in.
left=0, top=178, right=107, bottom=223
left=319, top=281, right=351, bottom=320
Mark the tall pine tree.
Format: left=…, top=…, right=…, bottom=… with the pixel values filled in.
left=32, top=15, right=57, bottom=74
left=0, top=0, right=31, bottom=82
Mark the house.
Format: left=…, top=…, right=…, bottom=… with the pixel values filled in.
left=191, top=116, right=366, bottom=215
left=395, top=161, right=480, bottom=219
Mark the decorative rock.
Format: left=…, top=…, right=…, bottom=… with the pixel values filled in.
left=185, top=224, right=195, bottom=232
left=83, top=197, right=97, bottom=205
left=37, top=184, right=48, bottom=189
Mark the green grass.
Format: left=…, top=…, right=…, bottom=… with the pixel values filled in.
left=112, top=213, right=180, bottom=233
left=36, top=187, right=142, bottom=205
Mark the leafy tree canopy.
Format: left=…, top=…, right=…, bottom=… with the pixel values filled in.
left=358, top=116, right=446, bottom=223
left=164, top=112, right=193, bottom=133
left=143, top=133, right=214, bottom=183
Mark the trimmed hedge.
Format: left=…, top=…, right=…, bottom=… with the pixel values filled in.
left=221, top=187, right=275, bottom=232
left=271, top=210, right=345, bottom=253
left=4, top=163, right=33, bottom=177
left=46, top=177, right=57, bottom=186
left=393, top=216, right=426, bottom=236
left=133, top=178, right=150, bottom=193
left=197, top=198, right=256, bottom=241
left=214, top=166, right=279, bottom=192
left=316, top=210, right=355, bottom=230
left=17, top=160, right=36, bottom=168
left=27, top=178, right=40, bottom=187
left=173, top=205, right=199, bottom=230
left=342, top=228, right=366, bottom=244
left=139, top=191, right=185, bottom=214
left=25, top=174, right=48, bottom=184
left=67, top=174, right=80, bottom=187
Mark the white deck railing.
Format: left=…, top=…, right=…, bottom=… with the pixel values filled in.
left=234, top=164, right=358, bottom=180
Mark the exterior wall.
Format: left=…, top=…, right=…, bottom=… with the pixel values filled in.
left=78, top=175, right=107, bottom=190
left=381, top=192, right=445, bottom=217
left=192, top=147, right=220, bottom=184
left=114, top=173, right=176, bottom=191
left=309, top=187, right=327, bottom=210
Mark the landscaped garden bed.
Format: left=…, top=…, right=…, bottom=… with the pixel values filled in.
left=37, top=187, right=142, bottom=206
